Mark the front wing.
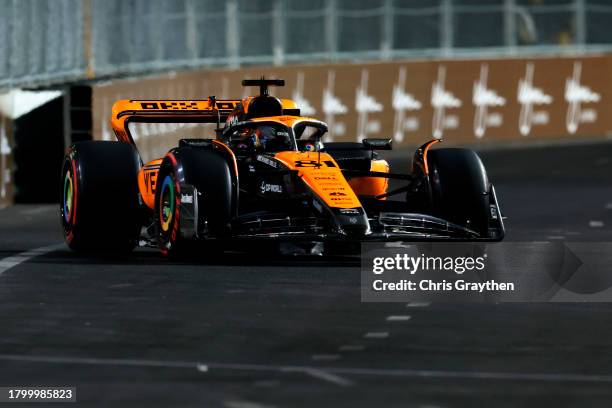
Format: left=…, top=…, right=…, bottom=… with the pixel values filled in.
left=228, top=211, right=505, bottom=242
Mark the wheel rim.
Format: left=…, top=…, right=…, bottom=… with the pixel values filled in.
left=63, top=170, right=73, bottom=223
left=159, top=175, right=175, bottom=232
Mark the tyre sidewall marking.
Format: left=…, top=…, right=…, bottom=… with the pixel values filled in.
left=158, top=165, right=181, bottom=255
left=62, top=157, right=79, bottom=244
left=159, top=175, right=175, bottom=233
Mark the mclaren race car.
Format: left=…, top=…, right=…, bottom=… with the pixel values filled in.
left=60, top=79, right=504, bottom=255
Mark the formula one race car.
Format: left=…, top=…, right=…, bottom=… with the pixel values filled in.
left=60, top=79, right=504, bottom=255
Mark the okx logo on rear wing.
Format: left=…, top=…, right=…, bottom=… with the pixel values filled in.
left=111, top=98, right=241, bottom=144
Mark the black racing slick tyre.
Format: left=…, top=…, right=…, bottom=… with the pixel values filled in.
left=426, top=148, right=490, bottom=237
left=60, top=141, right=141, bottom=252
left=155, top=148, right=233, bottom=257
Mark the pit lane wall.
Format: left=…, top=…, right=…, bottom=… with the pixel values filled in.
left=92, top=54, right=612, bottom=156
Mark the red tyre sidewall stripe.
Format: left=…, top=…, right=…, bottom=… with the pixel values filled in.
left=170, top=175, right=181, bottom=244
left=166, top=152, right=178, bottom=166
left=70, top=159, right=78, bottom=225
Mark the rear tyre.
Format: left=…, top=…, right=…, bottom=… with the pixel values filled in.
left=426, top=148, right=490, bottom=236
left=155, top=148, right=233, bottom=257
left=60, top=141, right=141, bottom=252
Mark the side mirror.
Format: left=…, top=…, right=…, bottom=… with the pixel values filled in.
left=363, top=138, right=392, bottom=150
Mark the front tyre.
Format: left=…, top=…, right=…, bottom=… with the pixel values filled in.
left=427, top=148, right=491, bottom=237
left=155, top=167, right=186, bottom=256
left=155, top=148, right=234, bottom=257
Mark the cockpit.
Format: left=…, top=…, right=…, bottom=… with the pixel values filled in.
left=222, top=120, right=327, bottom=155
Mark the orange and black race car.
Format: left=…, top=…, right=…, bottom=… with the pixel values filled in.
left=60, top=79, right=504, bottom=255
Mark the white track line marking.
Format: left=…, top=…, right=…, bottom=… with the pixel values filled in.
left=0, top=354, right=199, bottom=368
left=589, top=220, right=605, bottom=228
left=605, top=202, right=612, bottom=210
left=1, top=354, right=612, bottom=384
left=338, top=345, right=365, bottom=352
left=301, top=368, right=354, bottom=387
left=281, top=366, right=353, bottom=387
left=546, top=235, right=565, bottom=240
left=19, top=207, right=55, bottom=216
left=386, top=315, right=411, bottom=322
left=364, top=332, right=389, bottom=339
left=406, top=302, right=431, bottom=307
left=0, top=244, right=64, bottom=276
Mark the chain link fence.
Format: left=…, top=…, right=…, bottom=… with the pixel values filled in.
left=0, top=0, right=86, bottom=89
left=2, top=0, right=612, bottom=89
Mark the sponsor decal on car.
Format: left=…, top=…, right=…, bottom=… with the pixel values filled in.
left=260, top=181, right=283, bottom=194
left=339, top=208, right=361, bottom=215
left=256, top=155, right=278, bottom=168
left=181, top=193, right=193, bottom=204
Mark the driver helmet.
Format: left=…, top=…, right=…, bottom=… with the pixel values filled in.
left=236, top=127, right=261, bottom=151
left=255, top=126, right=291, bottom=152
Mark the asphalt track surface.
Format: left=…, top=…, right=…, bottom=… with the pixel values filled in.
left=2, top=141, right=612, bottom=407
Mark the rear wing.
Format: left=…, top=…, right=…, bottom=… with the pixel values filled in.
left=110, top=98, right=241, bottom=144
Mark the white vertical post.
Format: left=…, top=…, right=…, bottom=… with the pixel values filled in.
left=325, top=0, right=338, bottom=60
left=153, top=0, right=164, bottom=63
left=9, top=0, right=19, bottom=81
left=381, top=0, right=393, bottom=60
left=440, top=0, right=453, bottom=57
left=272, top=0, right=285, bottom=66
left=0, top=2, right=7, bottom=80
left=186, top=0, right=198, bottom=62
left=226, top=0, right=240, bottom=68
left=504, top=0, right=516, bottom=53
left=575, top=0, right=586, bottom=50
left=123, top=2, right=133, bottom=69
left=82, top=0, right=94, bottom=78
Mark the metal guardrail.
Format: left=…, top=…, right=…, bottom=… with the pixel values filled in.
left=2, top=0, right=612, bottom=89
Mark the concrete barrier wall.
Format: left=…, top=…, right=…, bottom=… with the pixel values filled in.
left=92, top=54, right=612, bottom=155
